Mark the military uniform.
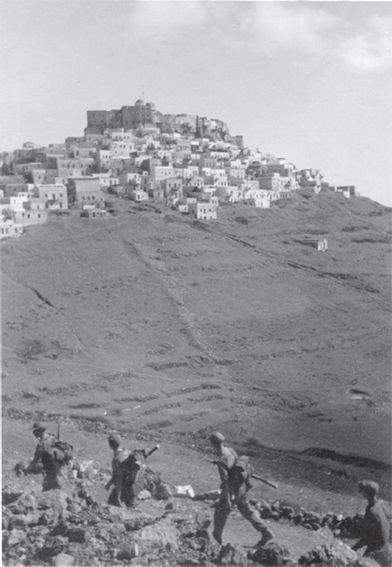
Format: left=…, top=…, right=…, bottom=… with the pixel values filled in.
left=107, top=445, right=130, bottom=507
left=210, top=432, right=273, bottom=546
left=25, top=424, right=62, bottom=491
left=353, top=480, right=391, bottom=566
left=361, top=500, right=391, bottom=553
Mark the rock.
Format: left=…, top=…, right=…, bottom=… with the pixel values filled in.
left=106, top=506, right=135, bottom=523
left=257, top=500, right=273, bottom=519
left=135, top=517, right=179, bottom=551
left=116, top=543, right=139, bottom=560
left=2, top=508, right=12, bottom=530
left=66, top=498, right=83, bottom=515
left=154, top=481, right=172, bottom=500
left=137, top=489, right=152, bottom=500
left=250, top=541, right=292, bottom=566
left=108, top=523, right=126, bottom=537
left=52, top=521, right=70, bottom=537
left=357, top=558, right=383, bottom=567
left=2, top=489, right=23, bottom=506
left=175, top=485, right=195, bottom=499
left=75, top=460, right=99, bottom=479
left=217, top=543, right=249, bottom=566
left=37, top=489, right=69, bottom=524
left=8, top=491, right=37, bottom=514
left=6, top=528, right=26, bottom=547
left=75, top=485, right=97, bottom=507
left=35, top=536, right=68, bottom=563
left=8, top=514, right=30, bottom=530
left=280, top=506, right=296, bottom=519
left=165, top=501, right=175, bottom=511
left=54, top=552, right=75, bottom=566
left=298, top=541, right=359, bottom=566
left=66, top=527, right=87, bottom=543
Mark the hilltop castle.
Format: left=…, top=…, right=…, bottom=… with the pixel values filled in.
left=85, top=99, right=238, bottom=144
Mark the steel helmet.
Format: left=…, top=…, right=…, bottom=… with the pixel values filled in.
left=108, top=433, right=121, bottom=447
left=358, top=480, right=379, bottom=497
left=209, top=431, right=225, bottom=444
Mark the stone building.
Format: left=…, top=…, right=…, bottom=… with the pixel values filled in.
left=85, top=100, right=156, bottom=134
left=34, top=184, right=68, bottom=210
left=68, top=177, right=104, bottom=207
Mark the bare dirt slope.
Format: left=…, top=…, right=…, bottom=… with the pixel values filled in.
left=2, top=190, right=391, bottom=516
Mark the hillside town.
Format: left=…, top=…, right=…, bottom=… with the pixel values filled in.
left=0, top=99, right=357, bottom=240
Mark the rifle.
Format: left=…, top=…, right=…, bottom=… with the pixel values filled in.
left=143, top=444, right=160, bottom=459
left=206, top=459, right=278, bottom=489
left=251, top=473, right=278, bottom=489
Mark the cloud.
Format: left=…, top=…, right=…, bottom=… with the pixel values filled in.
left=205, top=3, right=340, bottom=56
left=121, top=2, right=340, bottom=58
left=340, top=15, right=392, bottom=71
left=127, top=1, right=205, bottom=39
left=248, top=3, right=339, bottom=54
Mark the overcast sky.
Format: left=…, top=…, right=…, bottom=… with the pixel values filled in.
left=1, top=1, right=391, bottom=205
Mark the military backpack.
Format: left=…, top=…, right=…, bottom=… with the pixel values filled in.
left=121, top=450, right=145, bottom=484
left=46, top=440, right=74, bottom=465
left=230, top=455, right=254, bottom=487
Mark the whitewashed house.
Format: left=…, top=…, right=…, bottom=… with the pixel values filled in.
left=196, top=202, right=217, bottom=220
left=0, top=219, right=23, bottom=239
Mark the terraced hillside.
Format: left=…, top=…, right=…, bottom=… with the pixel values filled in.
left=2, top=190, right=391, bottom=512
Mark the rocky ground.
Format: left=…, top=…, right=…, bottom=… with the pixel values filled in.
left=1, top=458, right=387, bottom=566
left=2, top=189, right=391, bottom=564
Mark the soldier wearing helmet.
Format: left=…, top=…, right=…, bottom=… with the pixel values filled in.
left=24, top=422, right=62, bottom=491
left=352, top=480, right=391, bottom=564
left=105, top=433, right=130, bottom=507
left=209, top=432, right=273, bottom=547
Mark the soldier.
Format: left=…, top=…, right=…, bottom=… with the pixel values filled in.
left=24, top=422, right=63, bottom=491
left=105, top=433, right=131, bottom=507
left=352, top=480, right=391, bottom=565
left=209, top=431, right=273, bottom=546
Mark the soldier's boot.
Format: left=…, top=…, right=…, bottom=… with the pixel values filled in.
left=123, top=497, right=136, bottom=508
left=255, top=527, right=274, bottom=547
